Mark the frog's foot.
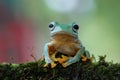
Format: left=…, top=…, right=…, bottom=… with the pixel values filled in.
left=62, top=62, right=68, bottom=68
left=81, top=55, right=92, bottom=62
left=51, top=62, right=57, bottom=68
left=81, top=55, right=87, bottom=62
left=57, top=55, right=69, bottom=64
left=44, top=62, right=57, bottom=68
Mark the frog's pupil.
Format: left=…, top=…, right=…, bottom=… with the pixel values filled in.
left=72, top=24, right=79, bottom=33
left=49, top=23, right=55, bottom=31
left=73, top=24, right=79, bottom=30
left=49, top=24, right=54, bottom=28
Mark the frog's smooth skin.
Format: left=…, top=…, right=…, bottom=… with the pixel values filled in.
left=43, top=22, right=90, bottom=68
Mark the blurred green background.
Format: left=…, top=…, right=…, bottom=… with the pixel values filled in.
left=0, top=0, right=120, bottom=63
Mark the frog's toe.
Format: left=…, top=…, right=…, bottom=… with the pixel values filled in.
left=62, top=62, right=69, bottom=68
left=51, top=62, right=57, bottom=68
left=81, top=55, right=87, bottom=62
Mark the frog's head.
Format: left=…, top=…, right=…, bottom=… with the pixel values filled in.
left=48, top=21, right=79, bottom=38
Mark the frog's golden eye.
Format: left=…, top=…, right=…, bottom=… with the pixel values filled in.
left=49, top=23, right=55, bottom=31
left=72, top=24, right=79, bottom=33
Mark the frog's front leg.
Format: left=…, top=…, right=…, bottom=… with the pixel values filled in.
left=62, top=47, right=85, bottom=67
left=43, top=43, right=52, bottom=67
left=44, top=43, right=57, bottom=68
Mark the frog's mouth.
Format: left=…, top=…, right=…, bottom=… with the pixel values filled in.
left=51, top=31, right=77, bottom=38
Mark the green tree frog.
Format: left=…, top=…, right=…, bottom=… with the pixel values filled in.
left=43, top=22, right=90, bottom=68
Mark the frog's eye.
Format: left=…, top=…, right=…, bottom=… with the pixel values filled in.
left=72, top=24, right=79, bottom=33
left=49, top=22, right=55, bottom=31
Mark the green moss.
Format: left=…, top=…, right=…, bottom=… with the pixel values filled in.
left=0, top=56, right=120, bottom=80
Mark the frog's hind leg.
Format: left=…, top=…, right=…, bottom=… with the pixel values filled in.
left=62, top=47, right=85, bottom=67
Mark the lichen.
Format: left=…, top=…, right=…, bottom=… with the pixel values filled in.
left=0, top=56, right=120, bottom=80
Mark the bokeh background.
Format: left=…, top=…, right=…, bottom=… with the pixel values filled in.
left=0, top=0, right=120, bottom=63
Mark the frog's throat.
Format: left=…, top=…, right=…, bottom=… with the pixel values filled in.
left=50, top=31, right=78, bottom=39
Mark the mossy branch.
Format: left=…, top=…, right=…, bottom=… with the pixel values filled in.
left=0, top=56, right=120, bottom=80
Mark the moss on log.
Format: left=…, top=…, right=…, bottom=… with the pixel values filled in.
left=0, top=56, right=120, bottom=80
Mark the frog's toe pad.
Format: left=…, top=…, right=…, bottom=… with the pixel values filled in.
left=62, top=62, right=68, bottom=68
left=51, top=62, right=57, bottom=68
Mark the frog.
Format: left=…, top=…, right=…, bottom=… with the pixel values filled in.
left=43, top=21, right=91, bottom=68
